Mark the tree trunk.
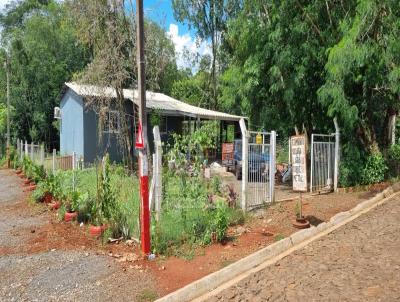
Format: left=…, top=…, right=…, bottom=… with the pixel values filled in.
left=387, top=107, right=397, bottom=146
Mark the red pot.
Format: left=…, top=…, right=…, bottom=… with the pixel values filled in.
left=43, top=192, right=53, bottom=204
left=49, top=201, right=61, bottom=210
left=16, top=170, right=22, bottom=175
left=64, top=211, right=78, bottom=222
left=28, top=185, right=36, bottom=191
left=89, top=225, right=105, bottom=236
left=19, top=174, right=25, bottom=179
left=24, top=179, right=31, bottom=185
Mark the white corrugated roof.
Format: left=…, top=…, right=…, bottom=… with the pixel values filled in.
left=65, top=82, right=244, bottom=122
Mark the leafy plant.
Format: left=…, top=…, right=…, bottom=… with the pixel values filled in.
left=361, top=153, right=388, bottom=185
left=387, top=144, right=400, bottom=177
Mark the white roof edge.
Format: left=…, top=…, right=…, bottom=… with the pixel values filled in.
left=64, top=82, right=245, bottom=121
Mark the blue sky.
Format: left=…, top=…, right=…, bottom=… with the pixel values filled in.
left=0, top=0, right=210, bottom=69
left=134, top=0, right=211, bottom=69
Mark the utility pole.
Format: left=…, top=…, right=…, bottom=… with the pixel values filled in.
left=136, top=0, right=150, bottom=256
left=5, top=55, right=10, bottom=168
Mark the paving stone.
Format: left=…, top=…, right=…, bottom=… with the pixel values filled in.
left=208, top=195, right=400, bottom=302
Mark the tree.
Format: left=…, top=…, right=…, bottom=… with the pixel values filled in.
left=318, top=0, right=400, bottom=153
left=0, top=0, right=89, bottom=147
left=172, top=0, right=241, bottom=109
left=68, top=0, right=178, bottom=167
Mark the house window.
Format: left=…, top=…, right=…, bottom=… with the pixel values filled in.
left=104, top=110, right=120, bottom=133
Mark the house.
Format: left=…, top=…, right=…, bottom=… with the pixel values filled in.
left=59, top=82, right=244, bottom=163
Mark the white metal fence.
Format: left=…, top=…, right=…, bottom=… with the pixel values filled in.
left=310, top=133, right=339, bottom=192
left=239, top=119, right=276, bottom=210
left=16, top=139, right=44, bottom=165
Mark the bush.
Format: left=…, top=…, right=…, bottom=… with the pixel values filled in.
left=361, top=152, right=388, bottom=185
left=387, top=144, right=400, bottom=177
left=339, top=144, right=365, bottom=187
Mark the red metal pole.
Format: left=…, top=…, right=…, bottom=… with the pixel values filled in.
left=136, top=0, right=150, bottom=255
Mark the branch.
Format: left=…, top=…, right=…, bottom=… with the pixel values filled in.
left=295, top=0, right=325, bottom=44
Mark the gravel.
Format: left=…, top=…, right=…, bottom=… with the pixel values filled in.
left=0, top=169, right=158, bottom=302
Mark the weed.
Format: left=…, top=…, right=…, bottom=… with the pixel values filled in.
left=138, top=289, right=158, bottom=302
left=274, top=234, right=285, bottom=241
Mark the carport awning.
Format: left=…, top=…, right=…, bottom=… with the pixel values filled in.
left=65, top=82, right=245, bottom=122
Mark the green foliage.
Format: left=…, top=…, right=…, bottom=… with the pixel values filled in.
left=361, top=153, right=388, bottom=185
left=1, top=0, right=89, bottom=143
left=387, top=144, right=400, bottom=177
left=211, top=176, right=221, bottom=195
left=152, top=172, right=240, bottom=255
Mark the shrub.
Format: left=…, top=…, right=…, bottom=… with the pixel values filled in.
left=361, top=152, right=388, bottom=185
left=387, top=144, right=400, bottom=177
left=339, top=144, right=365, bottom=187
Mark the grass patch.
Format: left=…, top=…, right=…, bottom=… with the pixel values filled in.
left=274, top=234, right=285, bottom=241
left=138, top=289, right=158, bottom=302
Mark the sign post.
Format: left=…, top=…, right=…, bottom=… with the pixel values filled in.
left=290, top=135, right=310, bottom=229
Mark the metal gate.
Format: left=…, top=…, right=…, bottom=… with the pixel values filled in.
left=310, top=133, right=338, bottom=192
left=245, top=131, right=276, bottom=208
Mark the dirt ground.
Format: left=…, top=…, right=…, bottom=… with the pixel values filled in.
left=0, top=169, right=158, bottom=302
left=0, top=168, right=389, bottom=301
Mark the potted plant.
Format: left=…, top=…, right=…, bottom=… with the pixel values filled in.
left=64, top=191, right=80, bottom=222
left=89, top=154, right=114, bottom=236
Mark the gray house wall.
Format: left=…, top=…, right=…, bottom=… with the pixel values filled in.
left=61, top=88, right=192, bottom=163
left=60, top=90, right=84, bottom=158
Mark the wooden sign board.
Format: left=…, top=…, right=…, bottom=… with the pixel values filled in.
left=222, top=143, right=234, bottom=167
left=291, top=135, right=307, bottom=192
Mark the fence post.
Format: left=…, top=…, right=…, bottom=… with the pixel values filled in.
left=333, top=118, right=340, bottom=192
left=310, top=134, right=314, bottom=193
left=20, top=140, right=23, bottom=161
left=30, top=142, right=33, bottom=161
left=25, top=140, right=28, bottom=157
left=269, top=131, right=276, bottom=203
left=239, top=118, right=248, bottom=211
left=16, top=139, right=20, bottom=159
left=40, top=144, right=45, bottom=165
left=72, top=151, right=76, bottom=191
left=52, top=149, right=56, bottom=174
left=149, top=153, right=156, bottom=211
left=153, top=126, right=162, bottom=221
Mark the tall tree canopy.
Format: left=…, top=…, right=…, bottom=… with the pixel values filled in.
left=0, top=0, right=89, bottom=147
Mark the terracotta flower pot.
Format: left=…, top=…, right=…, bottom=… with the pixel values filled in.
left=89, top=225, right=103, bottom=236
left=64, top=211, right=78, bottom=222
left=43, top=192, right=53, bottom=204
left=49, top=201, right=61, bottom=210
left=24, top=179, right=31, bottom=185
left=19, top=174, right=25, bottom=179
left=16, top=170, right=22, bottom=175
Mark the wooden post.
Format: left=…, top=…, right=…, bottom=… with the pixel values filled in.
left=153, top=126, right=162, bottom=221
left=24, top=140, right=28, bottom=157
left=52, top=149, right=56, bottom=174
left=239, top=118, right=248, bottom=211
left=40, top=144, right=45, bottom=165
left=30, top=142, right=33, bottom=161
left=72, top=151, right=76, bottom=191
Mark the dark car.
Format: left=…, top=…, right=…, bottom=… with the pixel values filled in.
left=233, top=139, right=270, bottom=180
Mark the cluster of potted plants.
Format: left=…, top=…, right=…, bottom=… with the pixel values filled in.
left=14, top=158, right=45, bottom=192
left=15, top=155, right=117, bottom=238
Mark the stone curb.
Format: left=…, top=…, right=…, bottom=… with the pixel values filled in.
left=156, top=184, right=400, bottom=302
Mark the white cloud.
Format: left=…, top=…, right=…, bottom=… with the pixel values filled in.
left=167, top=23, right=211, bottom=71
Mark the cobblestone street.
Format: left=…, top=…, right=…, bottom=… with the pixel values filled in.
left=209, top=195, right=400, bottom=302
